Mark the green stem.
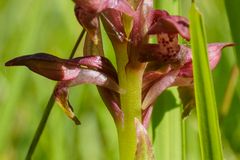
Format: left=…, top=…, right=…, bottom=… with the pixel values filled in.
left=25, top=30, right=85, bottom=160
left=114, top=1, right=143, bottom=159
left=114, top=43, right=143, bottom=160
left=182, top=119, right=187, bottom=160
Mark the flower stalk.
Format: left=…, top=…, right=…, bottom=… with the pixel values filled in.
left=114, top=40, right=143, bottom=159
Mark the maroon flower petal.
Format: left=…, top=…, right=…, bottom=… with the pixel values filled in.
left=5, top=53, right=80, bottom=81
left=101, top=9, right=126, bottom=42
left=5, top=53, right=119, bottom=82
left=127, top=0, right=153, bottom=66
left=135, top=118, right=154, bottom=159
left=208, top=43, right=235, bottom=69
left=71, top=56, right=118, bottom=81
left=81, top=32, right=118, bottom=81
left=178, top=43, right=235, bottom=78
left=74, top=0, right=133, bottom=15
left=74, top=0, right=133, bottom=43
left=6, top=53, right=122, bottom=124
left=142, top=70, right=179, bottom=110
left=59, top=68, right=122, bottom=93
left=139, top=43, right=190, bottom=68
left=142, top=71, right=163, bottom=93
left=112, top=0, right=134, bottom=16
left=54, top=67, right=122, bottom=124
left=148, top=10, right=190, bottom=40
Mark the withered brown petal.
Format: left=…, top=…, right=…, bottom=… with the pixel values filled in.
left=54, top=86, right=80, bottom=125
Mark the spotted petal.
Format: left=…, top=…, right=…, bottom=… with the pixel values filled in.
left=148, top=10, right=190, bottom=40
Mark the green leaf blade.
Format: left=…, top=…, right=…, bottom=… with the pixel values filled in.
left=189, top=3, right=223, bottom=160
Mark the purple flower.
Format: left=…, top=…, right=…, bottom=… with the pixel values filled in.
left=5, top=0, right=233, bottom=128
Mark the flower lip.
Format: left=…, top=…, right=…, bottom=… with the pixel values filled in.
left=147, top=10, right=190, bottom=40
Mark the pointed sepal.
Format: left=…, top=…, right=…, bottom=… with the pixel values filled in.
left=142, top=70, right=179, bottom=110
left=135, top=118, right=155, bottom=160
left=5, top=53, right=80, bottom=81
left=74, top=0, right=133, bottom=43
left=178, top=43, right=235, bottom=78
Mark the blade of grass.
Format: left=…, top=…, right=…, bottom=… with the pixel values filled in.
left=152, top=90, right=182, bottom=160
left=189, top=2, right=223, bottom=160
left=185, top=112, right=201, bottom=160
left=220, top=65, right=239, bottom=118
left=25, top=29, right=85, bottom=160
left=152, top=1, right=183, bottom=160
left=224, top=0, right=240, bottom=67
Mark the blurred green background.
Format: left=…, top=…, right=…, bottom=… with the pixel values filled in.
left=0, top=0, right=239, bottom=159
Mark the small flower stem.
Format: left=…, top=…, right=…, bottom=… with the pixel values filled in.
left=25, top=29, right=85, bottom=160
left=114, top=43, right=143, bottom=160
